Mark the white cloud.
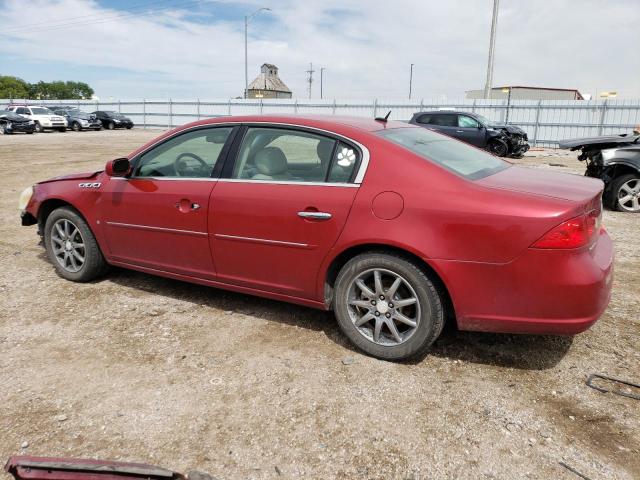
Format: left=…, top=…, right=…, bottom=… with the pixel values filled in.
left=0, top=0, right=638, bottom=99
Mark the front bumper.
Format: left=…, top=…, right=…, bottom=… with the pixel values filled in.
left=21, top=210, right=37, bottom=226
left=6, top=123, right=36, bottom=133
left=432, top=228, right=614, bottom=335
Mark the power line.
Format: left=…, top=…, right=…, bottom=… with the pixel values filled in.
left=2, top=0, right=202, bottom=35
left=3, top=0, right=180, bottom=32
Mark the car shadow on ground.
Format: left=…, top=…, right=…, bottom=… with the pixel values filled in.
left=99, top=267, right=573, bottom=371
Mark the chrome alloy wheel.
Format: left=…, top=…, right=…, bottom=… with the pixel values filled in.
left=617, top=178, right=640, bottom=212
left=346, top=268, right=421, bottom=346
left=51, top=219, right=86, bottom=272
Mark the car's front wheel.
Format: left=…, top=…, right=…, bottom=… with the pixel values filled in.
left=611, top=173, right=640, bottom=212
left=334, top=252, right=445, bottom=361
left=487, top=139, right=508, bottom=157
left=107, top=121, right=115, bottom=130
left=44, top=207, right=109, bottom=282
left=71, top=121, right=81, bottom=132
left=34, top=122, right=42, bottom=133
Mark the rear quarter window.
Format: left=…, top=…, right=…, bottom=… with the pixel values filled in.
left=377, top=127, right=509, bottom=180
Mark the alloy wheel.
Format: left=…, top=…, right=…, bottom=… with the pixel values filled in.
left=346, top=268, right=421, bottom=346
left=617, top=178, right=640, bottom=212
left=50, top=219, right=86, bottom=272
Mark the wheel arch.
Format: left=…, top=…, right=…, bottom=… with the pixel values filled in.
left=322, top=242, right=457, bottom=326
left=37, top=198, right=88, bottom=235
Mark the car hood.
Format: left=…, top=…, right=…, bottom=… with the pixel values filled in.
left=558, top=134, right=640, bottom=150
left=489, top=123, right=526, bottom=135
left=477, top=165, right=603, bottom=203
left=38, top=171, right=102, bottom=184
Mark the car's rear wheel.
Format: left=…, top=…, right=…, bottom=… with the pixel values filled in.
left=34, top=122, right=42, bottom=133
left=334, top=252, right=445, bottom=361
left=487, top=139, right=508, bottom=157
left=107, top=121, right=115, bottom=130
left=44, top=207, right=108, bottom=282
left=611, top=173, right=640, bottom=212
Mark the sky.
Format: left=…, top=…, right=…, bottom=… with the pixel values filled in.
left=0, top=0, right=638, bottom=100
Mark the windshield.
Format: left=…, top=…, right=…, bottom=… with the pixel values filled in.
left=377, top=127, right=509, bottom=180
left=31, top=107, right=53, bottom=115
left=1, top=110, right=24, bottom=120
left=105, top=111, right=125, bottom=119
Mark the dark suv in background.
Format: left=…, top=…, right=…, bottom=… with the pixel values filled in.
left=92, top=111, right=134, bottom=130
left=50, top=106, right=103, bottom=131
left=409, top=110, right=530, bottom=158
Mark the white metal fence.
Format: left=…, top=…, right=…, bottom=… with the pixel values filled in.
left=4, top=97, right=640, bottom=146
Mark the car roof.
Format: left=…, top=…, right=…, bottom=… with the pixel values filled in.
left=414, top=110, right=477, bottom=116
left=182, top=114, right=408, bottom=133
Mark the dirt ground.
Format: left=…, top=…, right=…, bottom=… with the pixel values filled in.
left=0, top=129, right=638, bottom=480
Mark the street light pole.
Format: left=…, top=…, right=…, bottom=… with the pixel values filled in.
left=483, top=0, right=499, bottom=99
left=320, top=67, right=325, bottom=99
left=244, top=7, right=271, bottom=99
left=409, top=63, right=414, bottom=100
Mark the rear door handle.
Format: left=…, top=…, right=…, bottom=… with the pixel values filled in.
left=298, top=211, right=332, bottom=220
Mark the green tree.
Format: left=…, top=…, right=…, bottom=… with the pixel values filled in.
left=28, top=80, right=94, bottom=100
left=0, top=76, right=30, bottom=99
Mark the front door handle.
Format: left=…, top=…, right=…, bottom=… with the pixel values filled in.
left=175, top=199, right=200, bottom=212
left=298, top=211, right=332, bottom=220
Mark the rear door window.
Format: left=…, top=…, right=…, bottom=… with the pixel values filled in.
left=430, top=114, right=457, bottom=127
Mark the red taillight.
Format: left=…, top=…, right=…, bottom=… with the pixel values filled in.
left=532, top=210, right=601, bottom=249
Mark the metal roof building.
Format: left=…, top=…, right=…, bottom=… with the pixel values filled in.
left=246, top=63, right=292, bottom=99
left=466, top=85, right=584, bottom=100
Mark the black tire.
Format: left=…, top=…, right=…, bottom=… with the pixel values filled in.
left=2, top=125, right=12, bottom=134
left=71, top=121, right=81, bottom=132
left=610, top=173, right=640, bottom=213
left=34, top=122, right=43, bottom=133
left=58, top=127, right=67, bottom=132
left=126, top=125, right=133, bottom=129
left=44, top=207, right=109, bottom=282
left=487, top=139, right=508, bottom=157
left=26, top=131, right=33, bottom=134
left=107, top=121, right=115, bottom=130
left=333, top=252, right=445, bottom=361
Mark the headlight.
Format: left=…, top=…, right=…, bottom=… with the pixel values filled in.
left=601, top=148, right=618, bottom=162
left=114, top=119, right=121, bottom=123
left=81, top=120, right=89, bottom=125
left=18, top=186, right=33, bottom=210
left=28, top=120, right=34, bottom=125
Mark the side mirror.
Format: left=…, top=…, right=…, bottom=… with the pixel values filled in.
left=105, top=157, right=131, bottom=177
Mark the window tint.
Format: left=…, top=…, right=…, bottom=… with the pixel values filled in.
left=328, top=141, right=360, bottom=182
left=417, top=114, right=432, bottom=124
left=458, top=115, right=480, bottom=128
left=232, top=127, right=339, bottom=182
left=429, top=114, right=457, bottom=127
left=135, top=127, right=232, bottom=178
left=16, top=107, right=28, bottom=115
left=376, top=127, right=509, bottom=180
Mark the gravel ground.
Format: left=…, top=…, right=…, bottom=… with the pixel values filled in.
left=0, top=130, right=638, bottom=480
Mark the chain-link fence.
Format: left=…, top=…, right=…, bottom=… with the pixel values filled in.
left=3, top=97, right=639, bottom=146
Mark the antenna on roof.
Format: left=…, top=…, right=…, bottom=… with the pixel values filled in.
left=375, top=110, right=391, bottom=123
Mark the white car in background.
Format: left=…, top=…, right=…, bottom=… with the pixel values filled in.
left=6, top=105, right=68, bottom=132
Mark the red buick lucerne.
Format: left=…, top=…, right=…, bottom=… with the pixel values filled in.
left=18, top=115, right=614, bottom=360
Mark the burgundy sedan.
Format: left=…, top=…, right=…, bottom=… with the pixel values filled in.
left=19, top=115, right=614, bottom=360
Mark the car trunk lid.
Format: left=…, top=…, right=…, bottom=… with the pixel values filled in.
left=477, top=165, right=604, bottom=206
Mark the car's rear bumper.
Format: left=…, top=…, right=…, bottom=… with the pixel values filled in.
left=431, top=228, right=614, bottom=335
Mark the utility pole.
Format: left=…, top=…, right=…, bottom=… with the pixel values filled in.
left=483, top=0, right=499, bottom=99
left=320, top=67, right=325, bottom=99
left=244, top=7, right=271, bottom=99
left=409, top=63, right=414, bottom=100
left=306, top=62, right=315, bottom=99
